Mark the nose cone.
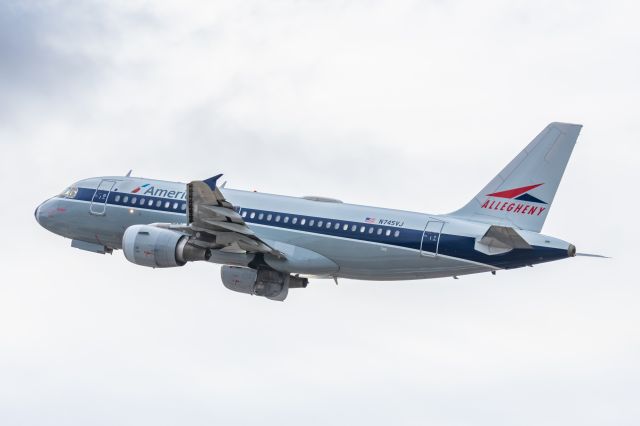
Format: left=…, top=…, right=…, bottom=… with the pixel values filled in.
left=35, top=199, right=52, bottom=229
left=35, top=198, right=71, bottom=238
left=35, top=203, right=43, bottom=225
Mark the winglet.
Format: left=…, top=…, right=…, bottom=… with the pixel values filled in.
left=203, top=174, right=223, bottom=191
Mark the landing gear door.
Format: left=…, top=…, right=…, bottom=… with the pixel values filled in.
left=420, top=220, right=445, bottom=257
left=89, top=179, right=117, bottom=216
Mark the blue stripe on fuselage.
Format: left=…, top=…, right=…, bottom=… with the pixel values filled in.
left=74, top=187, right=568, bottom=269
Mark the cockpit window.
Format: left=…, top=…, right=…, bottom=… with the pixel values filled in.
left=60, top=186, right=78, bottom=199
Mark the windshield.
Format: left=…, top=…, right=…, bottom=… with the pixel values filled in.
left=59, top=186, right=78, bottom=199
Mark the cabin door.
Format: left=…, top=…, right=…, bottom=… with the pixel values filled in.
left=89, top=179, right=117, bottom=216
left=420, top=220, right=445, bottom=257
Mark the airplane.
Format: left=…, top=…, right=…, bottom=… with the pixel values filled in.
left=35, top=122, right=594, bottom=301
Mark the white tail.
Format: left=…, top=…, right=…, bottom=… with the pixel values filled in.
left=448, top=122, right=582, bottom=232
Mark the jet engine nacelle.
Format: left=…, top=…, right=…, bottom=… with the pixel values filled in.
left=122, top=224, right=210, bottom=268
left=220, top=265, right=308, bottom=301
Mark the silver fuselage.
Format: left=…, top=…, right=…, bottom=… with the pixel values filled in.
left=35, top=176, right=573, bottom=280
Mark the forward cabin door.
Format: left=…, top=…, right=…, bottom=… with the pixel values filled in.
left=420, top=220, right=445, bottom=257
left=89, top=179, right=117, bottom=216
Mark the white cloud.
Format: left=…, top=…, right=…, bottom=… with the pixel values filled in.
left=1, top=1, right=639, bottom=425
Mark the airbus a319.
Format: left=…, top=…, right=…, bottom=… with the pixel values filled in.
left=35, top=123, right=596, bottom=301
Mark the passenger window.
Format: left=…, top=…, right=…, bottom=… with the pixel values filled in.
left=181, top=203, right=186, bottom=211
left=258, top=213, right=264, bottom=220
left=115, top=195, right=121, bottom=202
left=149, top=199, right=155, bottom=206
left=139, top=198, right=145, bottom=205
left=132, top=197, right=137, bottom=204
left=394, top=230, right=400, bottom=237
left=334, top=223, right=340, bottom=230
left=155, top=200, right=161, bottom=207
left=326, top=222, right=332, bottom=228
left=267, top=214, right=272, bottom=221
left=360, top=226, right=365, bottom=233
left=242, top=211, right=247, bottom=217
left=292, top=217, right=298, bottom=224
left=308, top=219, right=314, bottom=226
left=351, top=224, right=357, bottom=232
left=173, top=202, right=178, bottom=209
left=275, top=215, right=281, bottom=222
left=284, top=216, right=289, bottom=223
left=385, top=229, right=391, bottom=236
left=164, top=201, right=170, bottom=208
left=377, top=228, right=382, bottom=235
left=368, top=227, right=374, bottom=234
left=318, top=220, right=323, bottom=227
left=301, top=218, right=306, bottom=225
left=342, top=224, right=348, bottom=231
left=250, top=212, right=256, bottom=219
left=123, top=196, right=129, bottom=203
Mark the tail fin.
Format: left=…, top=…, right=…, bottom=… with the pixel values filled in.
left=448, top=122, right=582, bottom=232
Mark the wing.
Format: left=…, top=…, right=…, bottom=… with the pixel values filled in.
left=162, top=175, right=283, bottom=258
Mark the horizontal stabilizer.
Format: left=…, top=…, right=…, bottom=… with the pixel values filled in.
left=475, top=225, right=531, bottom=255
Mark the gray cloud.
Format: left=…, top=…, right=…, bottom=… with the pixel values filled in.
left=0, top=2, right=97, bottom=117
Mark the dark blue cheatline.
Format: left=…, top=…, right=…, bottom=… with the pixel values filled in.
left=73, top=187, right=568, bottom=269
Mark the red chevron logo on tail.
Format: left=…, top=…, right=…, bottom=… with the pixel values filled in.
left=486, top=183, right=546, bottom=204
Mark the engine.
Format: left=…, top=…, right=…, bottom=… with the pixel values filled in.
left=221, top=265, right=308, bottom=301
left=122, top=224, right=211, bottom=268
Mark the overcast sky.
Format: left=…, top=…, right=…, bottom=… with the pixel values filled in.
left=1, top=1, right=639, bottom=425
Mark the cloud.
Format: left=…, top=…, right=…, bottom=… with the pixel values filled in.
left=1, top=1, right=639, bottom=425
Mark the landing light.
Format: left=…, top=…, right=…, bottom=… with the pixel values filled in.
left=129, top=209, right=135, bottom=214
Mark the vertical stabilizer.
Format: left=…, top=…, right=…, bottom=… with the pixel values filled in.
left=448, top=122, right=582, bottom=232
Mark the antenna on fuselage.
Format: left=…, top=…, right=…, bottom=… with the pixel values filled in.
left=125, top=169, right=132, bottom=177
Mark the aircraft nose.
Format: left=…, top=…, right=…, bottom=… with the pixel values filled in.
left=34, top=199, right=50, bottom=227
